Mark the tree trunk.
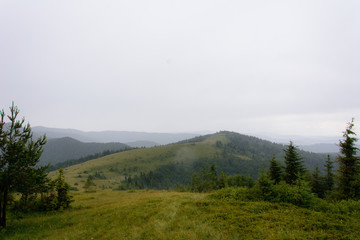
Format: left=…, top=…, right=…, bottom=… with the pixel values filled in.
left=0, top=191, right=2, bottom=227
left=1, top=188, right=8, bottom=228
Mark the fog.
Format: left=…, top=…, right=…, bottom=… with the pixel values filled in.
left=1, top=0, right=359, bottom=137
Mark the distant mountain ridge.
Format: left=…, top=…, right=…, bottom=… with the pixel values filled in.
left=39, top=137, right=129, bottom=166
left=299, top=143, right=360, bottom=153
left=32, top=126, right=201, bottom=145
left=299, top=143, right=340, bottom=153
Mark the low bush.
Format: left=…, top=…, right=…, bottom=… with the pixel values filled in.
left=312, top=198, right=360, bottom=216
left=12, top=169, right=73, bottom=212
left=271, top=182, right=315, bottom=208
left=210, top=187, right=252, bottom=201
left=213, top=181, right=316, bottom=208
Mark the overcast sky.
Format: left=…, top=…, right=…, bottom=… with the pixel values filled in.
left=1, top=0, right=359, bottom=137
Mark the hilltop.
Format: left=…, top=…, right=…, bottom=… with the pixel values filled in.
left=54, top=131, right=329, bottom=191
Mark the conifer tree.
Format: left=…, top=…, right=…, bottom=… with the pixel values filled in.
left=84, top=175, right=96, bottom=192
left=55, top=169, right=72, bottom=208
left=324, top=154, right=334, bottom=192
left=218, top=171, right=228, bottom=189
left=283, top=141, right=304, bottom=185
left=310, top=166, right=326, bottom=198
left=269, top=155, right=282, bottom=184
left=190, top=165, right=219, bottom=192
left=209, top=164, right=219, bottom=190
left=190, top=173, right=199, bottom=192
left=336, top=119, right=360, bottom=200
left=0, top=103, right=46, bottom=227
left=255, top=170, right=274, bottom=201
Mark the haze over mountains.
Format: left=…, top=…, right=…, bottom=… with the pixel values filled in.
left=30, top=125, right=360, bottom=171
left=32, top=126, right=202, bottom=146
left=34, top=126, right=203, bottom=166
left=38, top=137, right=129, bottom=166
left=32, top=126, right=349, bottom=155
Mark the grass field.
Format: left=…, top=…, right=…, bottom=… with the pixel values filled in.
left=2, top=190, right=360, bottom=240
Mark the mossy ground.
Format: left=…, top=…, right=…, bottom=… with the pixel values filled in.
left=1, top=190, right=359, bottom=239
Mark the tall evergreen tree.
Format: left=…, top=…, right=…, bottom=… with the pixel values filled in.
left=283, top=141, right=304, bottom=185
left=208, top=164, right=219, bottom=190
left=336, top=119, right=360, bottom=200
left=310, top=166, right=326, bottom=198
left=218, top=171, right=228, bottom=189
left=190, top=173, right=199, bottom=192
left=269, top=155, right=282, bottom=184
left=324, top=154, right=334, bottom=192
left=190, top=164, right=219, bottom=192
left=0, top=103, right=46, bottom=227
left=55, top=169, right=72, bottom=208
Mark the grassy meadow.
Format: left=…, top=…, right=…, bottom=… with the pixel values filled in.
left=2, top=189, right=360, bottom=240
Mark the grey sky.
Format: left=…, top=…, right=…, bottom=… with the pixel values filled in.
left=1, top=0, right=359, bottom=137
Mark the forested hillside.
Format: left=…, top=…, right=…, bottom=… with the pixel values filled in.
left=55, top=131, right=330, bottom=191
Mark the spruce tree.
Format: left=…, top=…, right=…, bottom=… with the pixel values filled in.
left=336, top=119, right=360, bottom=200
left=218, top=171, right=228, bottom=189
left=324, top=154, right=334, bottom=192
left=269, top=155, right=282, bottom=184
left=283, top=141, right=304, bottom=185
left=190, top=173, right=199, bottom=192
left=310, top=166, right=326, bottom=198
left=55, top=169, right=72, bottom=208
left=208, top=164, right=219, bottom=190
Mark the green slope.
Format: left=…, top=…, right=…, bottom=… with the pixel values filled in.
left=53, top=131, right=329, bottom=190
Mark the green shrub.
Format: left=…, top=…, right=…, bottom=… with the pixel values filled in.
left=271, top=182, right=315, bottom=208
left=252, top=172, right=276, bottom=201
left=12, top=169, right=73, bottom=212
left=210, top=187, right=252, bottom=201
left=252, top=171, right=315, bottom=208
left=227, top=174, right=255, bottom=188
left=213, top=181, right=316, bottom=208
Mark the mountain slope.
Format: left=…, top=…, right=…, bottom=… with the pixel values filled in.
left=54, top=131, right=330, bottom=190
left=39, top=137, right=129, bottom=166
